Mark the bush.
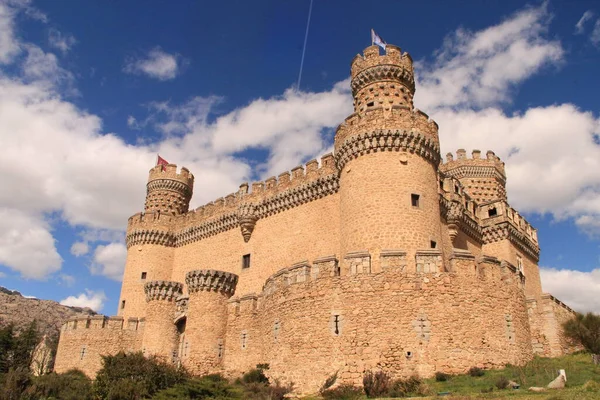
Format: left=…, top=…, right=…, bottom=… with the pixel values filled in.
left=93, top=352, right=188, bottom=399
left=0, top=368, right=31, bottom=400
left=495, top=375, right=509, bottom=390
left=320, top=384, right=364, bottom=400
left=363, top=370, right=391, bottom=398
left=152, top=374, right=242, bottom=399
left=435, top=371, right=450, bottom=382
left=388, top=376, right=426, bottom=397
left=240, top=364, right=270, bottom=385
left=24, top=369, right=92, bottom=400
left=320, top=371, right=338, bottom=393
left=468, top=366, right=485, bottom=377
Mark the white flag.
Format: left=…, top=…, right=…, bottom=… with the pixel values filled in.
left=371, top=29, right=386, bottom=50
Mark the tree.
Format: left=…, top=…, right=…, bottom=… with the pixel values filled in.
left=563, top=312, right=600, bottom=365
left=0, top=321, right=40, bottom=374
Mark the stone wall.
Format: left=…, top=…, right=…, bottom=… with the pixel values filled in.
left=54, top=316, right=144, bottom=377
left=222, top=250, right=531, bottom=393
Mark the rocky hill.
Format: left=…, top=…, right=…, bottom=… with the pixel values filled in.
left=0, top=286, right=96, bottom=336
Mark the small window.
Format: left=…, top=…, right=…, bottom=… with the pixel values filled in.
left=242, top=254, right=251, bottom=269
left=430, top=240, right=437, bottom=249
left=454, top=184, right=460, bottom=194
left=411, top=194, right=420, bottom=208
left=488, top=207, right=498, bottom=217
left=367, top=101, right=374, bottom=107
left=80, top=346, right=86, bottom=360
left=141, top=272, right=147, bottom=280
left=121, top=300, right=126, bottom=310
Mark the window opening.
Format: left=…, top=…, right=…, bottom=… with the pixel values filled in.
left=430, top=240, right=437, bottom=249
left=367, top=101, right=374, bottom=107
left=241, top=332, right=247, bottom=349
left=80, top=346, right=86, bottom=360
left=141, top=272, right=147, bottom=280
left=242, top=254, right=251, bottom=269
left=334, top=315, right=340, bottom=336
left=121, top=300, right=126, bottom=310
left=411, top=194, right=420, bottom=208
left=488, top=207, right=497, bottom=217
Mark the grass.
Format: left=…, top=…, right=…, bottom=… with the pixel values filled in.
left=301, top=353, right=600, bottom=399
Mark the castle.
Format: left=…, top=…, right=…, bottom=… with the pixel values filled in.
left=55, top=43, right=577, bottom=393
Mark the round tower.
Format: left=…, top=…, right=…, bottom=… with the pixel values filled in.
left=142, top=280, right=183, bottom=361
left=117, top=163, right=193, bottom=321
left=183, top=270, right=238, bottom=375
left=335, top=44, right=443, bottom=272
left=145, top=164, right=194, bottom=215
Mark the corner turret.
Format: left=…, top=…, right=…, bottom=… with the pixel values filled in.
left=440, top=149, right=506, bottom=204
left=145, top=164, right=194, bottom=215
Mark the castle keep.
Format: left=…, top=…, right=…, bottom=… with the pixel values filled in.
left=55, top=44, right=576, bottom=392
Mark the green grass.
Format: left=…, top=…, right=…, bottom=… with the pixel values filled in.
left=303, top=353, right=600, bottom=399
left=422, top=352, right=599, bottom=398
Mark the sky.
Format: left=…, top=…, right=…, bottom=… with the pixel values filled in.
left=0, top=0, right=599, bottom=315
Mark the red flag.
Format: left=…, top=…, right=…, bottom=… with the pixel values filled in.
left=157, top=155, right=169, bottom=171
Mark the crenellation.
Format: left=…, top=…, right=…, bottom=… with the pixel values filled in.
left=57, top=41, right=576, bottom=393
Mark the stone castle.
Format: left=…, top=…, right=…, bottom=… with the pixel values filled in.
left=55, top=43, right=577, bottom=392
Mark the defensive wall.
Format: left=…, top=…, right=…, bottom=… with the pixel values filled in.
left=54, top=316, right=144, bottom=376
left=55, top=43, right=578, bottom=392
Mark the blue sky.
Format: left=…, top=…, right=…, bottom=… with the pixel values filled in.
left=0, top=0, right=599, bottom=314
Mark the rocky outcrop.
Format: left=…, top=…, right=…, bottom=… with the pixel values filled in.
left=0, top=286, right=96, bottom=336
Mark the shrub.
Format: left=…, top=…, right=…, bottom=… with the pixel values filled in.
left=0, top=368, right=31, bottom=400
left=388, top=376, right=425, bottom=397
left=435, top=371, right=450, bottom=382
left=363, top=370, right=391, bottom=398
left=320, top=384, right=364, bottom=400
left=24, top=369, right=92, bottom=400
left=495, top=375, right=509, bottom=390
left=468, top=366, right=485, bottom=377
left=320, top=371, right=338, bottom=393
left=241, top=364, right=270, bottom=384
left=93, top=352, right=188, bottom=399
left=152, top=374, right=242, bottom=399
left=563, top=312, right=600, bottom=365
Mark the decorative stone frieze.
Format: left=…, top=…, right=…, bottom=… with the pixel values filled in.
left=146, top=179, right=193, bottom=197
left=483, top=222, right=540, bottom=261
left=126, top=229, right=175, bottom=249
left=237, top=203, right=258, bottom=242
left=175, top=213, right=239, bottom=247
left=254, top=174, right=339, bottom=218
left=334, top=129, right=441, bottom=171
left=351, top=64, right=415, bottom=95
left=186, top=269, right=238, bottom=297
left=144, top=280, right=183, bottom=302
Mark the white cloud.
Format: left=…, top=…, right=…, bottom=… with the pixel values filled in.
left=415, top=4, right=563, bottom=110
left=540, top=267, right=600, bottom=313
left=60, top=289, right=106, bottom=312
left=592, top=19, right=600, bottom=47
left=21, top=45, right=75, bottom=88
left=0, top=208, right=61, bottom=279
left=59, top=274, right=75, bottom=286
left=575, top=10, right=594, bottom=34
left=90, top=243, right=127, bottom=281
left=70, top=241, right=89, bottom=257
left=414, top=4, right=600, bottom=235
left=124, top=47, right=182, bottom=81
left=48, top=28, right=76, bottom=54
left=0, top=0, right=21, bottom=64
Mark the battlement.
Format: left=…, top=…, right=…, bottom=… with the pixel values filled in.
left=186, top=269, right=238, bottom=297
left=61, top=315, right=145, bottom=332
left=350, top=45, right=414, bottom=90
left=479, top=200, right=538, bottom=244
left=144, top=280, right=183, bottom=302
left=440, top=149, right=506, bottom=178
left=148, top=164, right=194, bottom=187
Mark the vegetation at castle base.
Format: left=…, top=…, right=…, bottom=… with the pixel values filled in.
left=563, top=312, right=600, bottom=365
left=0, top=322, right=41, bottom=375
left=421, top=352, right=600, bottom=399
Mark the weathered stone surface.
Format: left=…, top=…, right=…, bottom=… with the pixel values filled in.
left=54, top=43, right=578, bottom=394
